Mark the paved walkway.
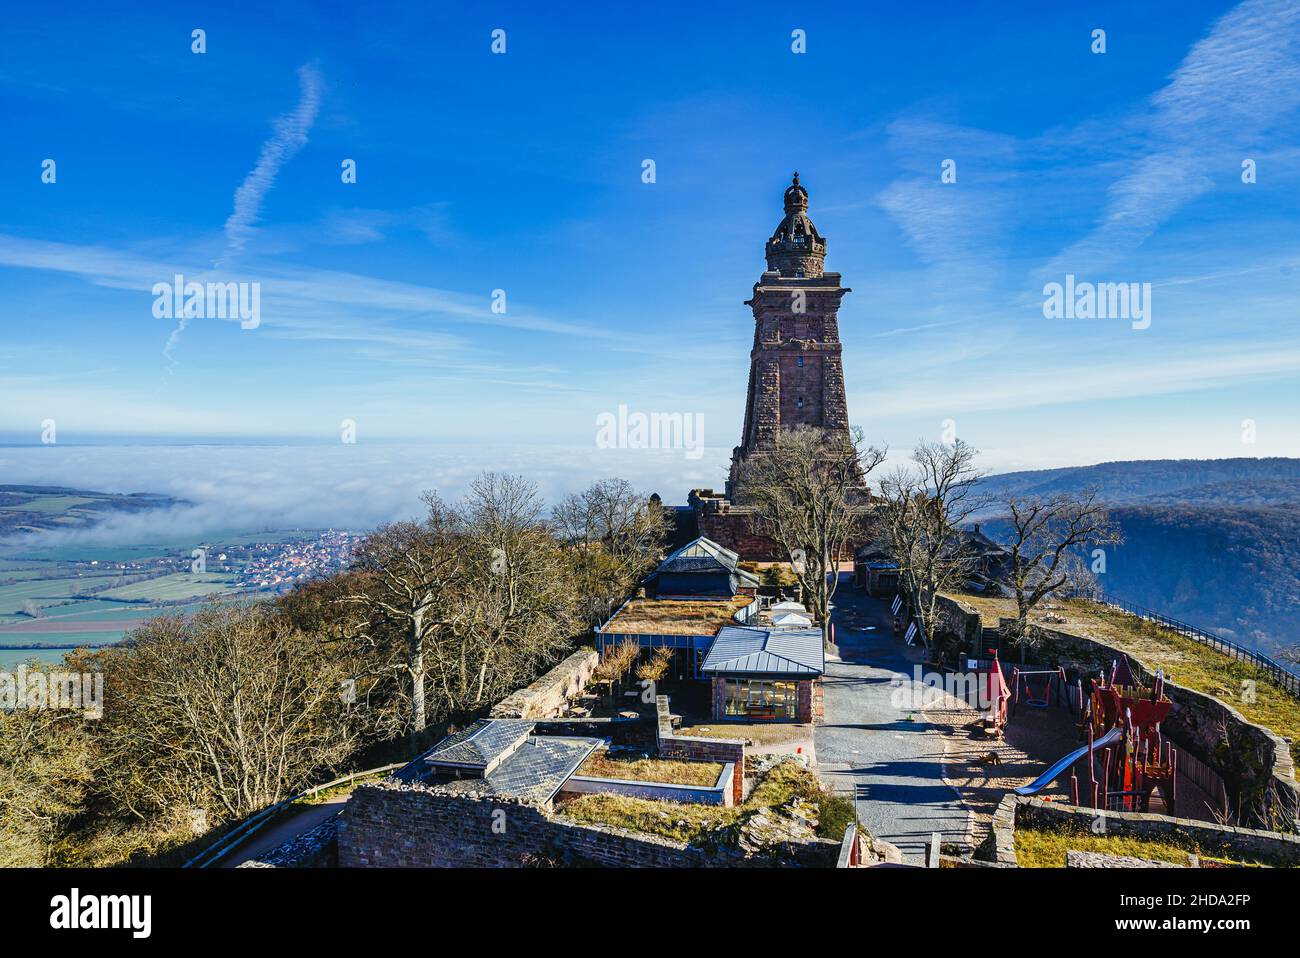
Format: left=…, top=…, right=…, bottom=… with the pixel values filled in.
left=814, top=582, right=971, bottom=864
left=215, top=795, right=348, bottom=867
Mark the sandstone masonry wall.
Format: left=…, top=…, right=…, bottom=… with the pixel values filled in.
left=339, top=781, right=726, bottom=868
left=655, top=695, right=745, bottom=804
left=979, top=794, right=1300, bottom=866
left=490, top=646, right=599, bottom=719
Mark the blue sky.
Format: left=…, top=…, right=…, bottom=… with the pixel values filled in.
left=1, top=0, right=1298, bottom=511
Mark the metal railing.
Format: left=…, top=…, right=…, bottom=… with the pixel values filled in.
left=183, top=761, right=406, bottom=868
left=1071, top=590, right=1300, bottom=700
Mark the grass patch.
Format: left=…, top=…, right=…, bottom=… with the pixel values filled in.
left=600, top=595, right=755, bottom=635
left=1014, top=821, right=1273, bottom=869
left=576, top=751, right=724, bottom=787
left=676, top=721, right=812, bottom=748
left=558, top=758, right=854, bottom=847
left=948, top=592, right=1300, bottom=766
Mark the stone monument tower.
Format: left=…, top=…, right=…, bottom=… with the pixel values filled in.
left=725, top=173, right=853, bottom=501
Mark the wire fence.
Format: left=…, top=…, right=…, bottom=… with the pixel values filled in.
left=1072, top=590, right=1300, bottom=701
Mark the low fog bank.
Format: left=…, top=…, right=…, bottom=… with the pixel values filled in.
left=0, top=442, right=730, bottom=546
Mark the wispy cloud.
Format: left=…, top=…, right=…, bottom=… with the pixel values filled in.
left=1044, top=0, right=1300, bottom=276
left=875, top=119, right=1019, bottom=304
left=221, top=63, right=324, bottom=262
left=857, top=339, right=1300, bottom=418
left=0, top=233, right=629, bottom=358
left=163, top=63, right=324, bottom=366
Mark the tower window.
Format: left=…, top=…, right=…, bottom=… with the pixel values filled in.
left=797, top=397, right=804, bottom=409
left=797, top=356, right=804, bottom=367
left=794, top=270, right=805, bottom=278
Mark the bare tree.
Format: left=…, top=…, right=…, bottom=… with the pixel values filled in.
left=94, top=603, right=356, bottom=825
left=343, top=493, right=464, bottom=734
left=1003, top=490, right=1123, bottom=646
left=635, top=645, right=675, bottom=684
left=449, top=473, right=579, bottom=709
left=740, top=426, right=885, bottom=646
left=553, top=478, right=668, bottom=625
left=878, top=439, right=983, bottom=652
left=593, top=639, right=642, bottom=699
left=343, top=474, right=584, bottom=733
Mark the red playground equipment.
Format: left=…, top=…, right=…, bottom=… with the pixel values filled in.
left=977, top=651, right=1012, bottom=730
left=1008, top=664, right=1068, bottom=716
left=1015, top=656, right=1177, bottom=816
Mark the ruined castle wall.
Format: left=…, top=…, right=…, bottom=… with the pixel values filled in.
left=489, top=646, right=599, bottom=719
left=338, top=781, right=724, bottom=868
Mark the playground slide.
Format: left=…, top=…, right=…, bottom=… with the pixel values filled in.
left=1014, top=727, right=1123, bottom=796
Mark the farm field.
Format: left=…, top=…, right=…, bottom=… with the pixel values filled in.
left=95, top=572, right=241, bottom=602
left=0, top=578, right=86, bottom=613
left=7, top=495, right=99, bottom=512
left=1, top=494, right=356, bottom=653
left=0, top=648, right=70, bottom=667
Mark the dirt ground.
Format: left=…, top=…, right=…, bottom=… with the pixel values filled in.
left=926, top=693, right=1079, bottom=841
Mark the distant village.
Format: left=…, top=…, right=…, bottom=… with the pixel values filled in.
left=234, top=530, right=360, bottom=592
left=61, top=529, right=361, bottom=597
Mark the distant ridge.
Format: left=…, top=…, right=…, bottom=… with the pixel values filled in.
left=971, top=458, right=1300, bottom=655
left=0, top=485, right=185, bottom=538
left=976, top=457, right=1300, bottom=508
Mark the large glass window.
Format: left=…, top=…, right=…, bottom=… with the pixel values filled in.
left=723, top=679, right=798, bottom=720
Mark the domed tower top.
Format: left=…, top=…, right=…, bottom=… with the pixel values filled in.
left=765, top=171, right=826, bottom=278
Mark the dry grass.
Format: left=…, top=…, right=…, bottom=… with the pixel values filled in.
left=559, top=791, right=737, bottom=844
left=559, top=759, right=842, bottom=846
left=601, top=596, right=754, bottom=635
left=576, top=750, right=724, bottom=787
left=948, top=592, right=1300, bottom=765
left=676, top=720, right=813, bottom=748
left=1014, top=822, right=1273, bottom=868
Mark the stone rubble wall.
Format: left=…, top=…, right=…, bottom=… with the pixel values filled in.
left=932, top=594, right=984, bottom=659
left=236, top=815, right=339, bottom=868
left=338, top=779, right=834, bottom=868
left=490, top=646, right=599, bottom=719
left=979, top=794, right=1300, bottom=867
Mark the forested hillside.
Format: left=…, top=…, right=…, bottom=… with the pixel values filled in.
left=975, top=459, right=1300, bottom=655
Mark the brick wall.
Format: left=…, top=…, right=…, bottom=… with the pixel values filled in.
left=798, top=678, right=824, bottom=723
left=696, top=508, right=784, bottom=561
left=693, top=501, right=874, bottom=563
